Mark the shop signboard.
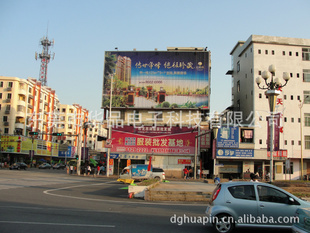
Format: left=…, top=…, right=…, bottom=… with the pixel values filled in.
left=102, top=51, right=210, bottom=109
left=216, top=127, right=239, bottom=148
left=111, top=126, right=196, bottom=155
left=216, top=149, right=254, bottom=158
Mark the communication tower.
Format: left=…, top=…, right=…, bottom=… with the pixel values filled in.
left=35, top=36, right=55, bottom=86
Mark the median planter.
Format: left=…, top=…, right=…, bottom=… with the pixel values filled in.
left=128, top=179, right=159, bottom=199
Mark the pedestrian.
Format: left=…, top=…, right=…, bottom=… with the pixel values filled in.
left=70, top=165, right=73, bottom=174
left=97, top=165, right=100, bottom=176
left=197, top=168, right=201, bottom=179
left=229, top=175, right=233, bottom=182
left=214, top=175, right=220, bottom=185
left=87, top=165, right=91, bottom=175
left=250, top=173, right=255, bottom=181
left=183, top=167, right=189, bottom=180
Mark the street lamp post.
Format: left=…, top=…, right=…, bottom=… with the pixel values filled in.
left=256, top=65, right=290, bottom=183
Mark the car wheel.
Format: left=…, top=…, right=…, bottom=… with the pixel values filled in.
left=154, top=176, right=160, bottom=180
left=213, top=214, right=234, bottom=233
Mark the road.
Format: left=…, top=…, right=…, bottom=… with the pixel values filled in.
left=0, top=169, right=291, bottom=233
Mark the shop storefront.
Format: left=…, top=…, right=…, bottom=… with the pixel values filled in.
left=110, top=125, right=197, bottom=177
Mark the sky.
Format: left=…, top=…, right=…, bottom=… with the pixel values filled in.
left=1, top=0, right=310, bottom=119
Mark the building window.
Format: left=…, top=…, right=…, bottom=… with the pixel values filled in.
left=284, top=95, right=287, bottom=100
left=0, top=82, right=3, bottom=87
left=272, top=50, right=275, bottom=55
left=291, top=118, right=294, bottom=123
left=8, top=82, right=13, bottom=88
left=304, top=91, right=310, bottom=104
left=154, top=112, right=163, bottom=122
left=284, top=140, right=287, bottom=145
left=259, top=93, right=262, bottom=98
left=296, top=52, right=299, bottom=56
left=4, top=128, right=9, bottom=134
left=302, top=48, right=310, bottom=61
left=291, top=95, right=294, bottom=100
left=3, top=116, right=8, bottom=122
left=237, top=61, right=240, bottom=72
left=240, top=129, right=254, bottom=143
left=284, top=117, right=287, bottom=122
left=297, top=73, right=300, bottom=78
left=305, top=113, right=310, bottom=126
left=258, top=49, right=261, bottom=54
left=265, top=50, right=268, bottom=55
left=291, top=140, right=294, bottom=145
left=299, top=140, right=301, bottom=145
left=259, top=139, right=262, bottom=144
left=0, top=93, right=2, bottom=99
left=298, top=96, right=300, bottom=100
left=7, top=93, right=12, bottom=99
left=237, top=80, right=240, bottom=92
left=283, top=51, right=286, bottom=56
left=305, top=136, right=310, bottom=149
left=134, top=110, right=140, bottom=121
left=289, top=51, right=292, bottom=56
left=258, top=71, right=262, bottom=75
left=303, top=69, right=310, bottom=82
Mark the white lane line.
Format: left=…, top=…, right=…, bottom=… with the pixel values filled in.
left=0, top=220, right=115, bottom=228
left=43, top=181, right=204, bottom=206
left=0, top=206, right=121, bottom=213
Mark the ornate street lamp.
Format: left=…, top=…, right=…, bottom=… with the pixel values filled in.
left=256, top=65, right=290, bottom=183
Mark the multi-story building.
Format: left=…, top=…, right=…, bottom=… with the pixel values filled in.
left=225, top=35, right=310, bottom=180
left=0, top=76, right=59, bottom=139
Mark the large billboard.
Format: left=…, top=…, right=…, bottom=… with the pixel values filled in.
left=102, top=51, right=210, bottom=109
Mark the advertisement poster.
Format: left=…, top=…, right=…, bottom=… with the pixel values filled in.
left=216, top=127, right=239, bottom=148
left=110, top=126, right=197, bottom=155
left=0, top=136, right=59, bottom=157
left=109, top=159, right=114, bottom=176
left=102, top=51, right=210, bottom=109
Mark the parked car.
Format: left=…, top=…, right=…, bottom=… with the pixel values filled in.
left=206, top=181, right=310, bottom=233
left=9, top=162, right=27, bottom=170
left=38, top=163, right=52, bottom=169
left=292, top=207, right=310, bottom=233
left=53, top=164, right=66, bottom=170
left=152, top=167, right=165, bottom=180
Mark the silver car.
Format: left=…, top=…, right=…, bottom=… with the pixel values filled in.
left=206, top=181, right=310, bottom=233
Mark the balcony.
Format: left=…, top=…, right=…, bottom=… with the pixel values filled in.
left=15, top=122, right=25, bottom=129
left=3, top=99, right=11, bottom=103
left=4, top=121, right=9, bottom=126
left=18, top=88, right=27, bottom=96
left=28, top=104, right=33, bottom=109
left=5, top=87, right=12, bottom=92
left=4, top=110, right=10, bottom=114
left=17, top=100, right=26, bottom=107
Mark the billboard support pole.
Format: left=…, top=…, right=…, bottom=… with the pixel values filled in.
left=107, top=73, right=113, bottom=177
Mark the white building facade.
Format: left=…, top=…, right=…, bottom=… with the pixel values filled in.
left=226, top=35, right=310, bottom=180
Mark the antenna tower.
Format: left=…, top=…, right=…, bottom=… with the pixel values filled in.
left=35, top=36, right=55, bottom=86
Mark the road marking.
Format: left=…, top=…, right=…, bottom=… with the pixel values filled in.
left=43, top=181, right=204, bottom=206
left=0, top=205, right=121, bottom=213
left=0, top=220, right=115, bottom=228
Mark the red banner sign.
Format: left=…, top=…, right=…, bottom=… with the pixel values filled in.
left=111, top=126, right=196, bottom=155
left=178, top=159, right=192, bottom=164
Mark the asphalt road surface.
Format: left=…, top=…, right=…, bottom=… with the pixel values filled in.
left=0, top=169, right=292, bottom=233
